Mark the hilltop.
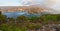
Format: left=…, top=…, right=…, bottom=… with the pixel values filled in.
left=0, top=6, right=56, bottom=14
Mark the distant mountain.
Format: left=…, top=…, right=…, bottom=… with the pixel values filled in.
left=0, top=6, right=58, bottom=14
left=29, top=5, right=59, bottom=14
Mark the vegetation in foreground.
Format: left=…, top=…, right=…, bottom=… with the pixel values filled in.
left=0, top=11, right=60, bottom=31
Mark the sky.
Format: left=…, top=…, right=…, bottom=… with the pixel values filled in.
left=0, top=0, right=44, bottom=6
left=0, top=0, right=60, bottom=9
left=0, top=0, right=21, bottom=6
left=42, top=0, right=60, bottom=13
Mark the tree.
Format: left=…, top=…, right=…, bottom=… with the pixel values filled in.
left=0, top=14, right=7, bottom=24
left=28, top=16, right=39, bottom=23
left=40, top=14, right=58, bottom=24
left=7, top=17, right=15, bottom=24
left=0, top=11, right=2, bottom=15
left=16, top=15, right=27, bottom=23
left=27, top=23, right=41, bottom=31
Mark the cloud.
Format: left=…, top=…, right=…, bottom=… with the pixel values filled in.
left=20, top=0, right=60, bottom=14
left=43, top=0, right=60, bottom=9
left=42, top=0, right=60, bottom=13
left=20, top=0, right=44, bottom=6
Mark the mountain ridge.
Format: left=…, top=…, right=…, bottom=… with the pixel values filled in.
left=0, top=6, right=57, bottom=14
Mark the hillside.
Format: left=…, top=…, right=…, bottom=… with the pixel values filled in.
left=0, top=6, right=56, bottom=14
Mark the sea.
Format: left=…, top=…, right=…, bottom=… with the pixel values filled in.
left=2, top=11, right=41, bottom=18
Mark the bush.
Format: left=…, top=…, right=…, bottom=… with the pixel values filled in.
left=0, top=24, right=27, bottom=31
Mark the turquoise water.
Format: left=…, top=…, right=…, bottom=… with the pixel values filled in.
left=2, top=11, right=41, bottom=18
